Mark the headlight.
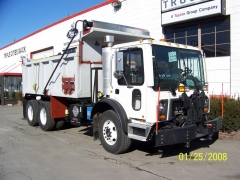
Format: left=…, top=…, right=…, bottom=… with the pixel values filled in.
left=159, top=100, right=168, bottom=120
left=204, top=96, right=209, bottom=113
left=159, top=103, right=164, bottom=111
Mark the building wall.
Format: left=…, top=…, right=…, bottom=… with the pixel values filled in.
left=206, top=56, right=230, bottom=95
left=0, top=0, right=162, bottom=68
left=227, top=0, right=240, bottom=98
left=207, top=0, right=240, bottom=98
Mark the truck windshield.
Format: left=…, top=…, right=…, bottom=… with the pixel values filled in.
left=152, top=45, right=205, bottom=91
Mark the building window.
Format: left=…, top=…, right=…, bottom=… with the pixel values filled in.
left=3, top=76, right=22, bottom=99
left=164, top=16, right=230, bottom=57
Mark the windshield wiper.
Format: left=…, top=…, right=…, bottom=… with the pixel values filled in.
left=158, top=67, right=176, bottom=96
left=153, top=55, right=176, bottom=96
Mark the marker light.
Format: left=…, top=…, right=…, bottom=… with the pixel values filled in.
left=160, top=39, right=165, bottom=42
left=204, top=107, right=209, bottom=113
left=178, top=85, right=185, bottom=92
left=202, top=84, right=208, bottom=91
left=139, top=39, right=153, bottom=43
left=178, top=85, right=189, bottom=92
left=207, top=124, right=212, bottom=128
left=65, top=109, right=69, bottom=115
left=159, top=114, right=166, bottom=120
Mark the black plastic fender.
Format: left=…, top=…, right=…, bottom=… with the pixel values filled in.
left=91, top=98, right=128, bottom=133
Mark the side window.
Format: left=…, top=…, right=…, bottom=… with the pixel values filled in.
left=132, top=89, right=141, bottom=110
left=118, top=48, right=144, bottom=86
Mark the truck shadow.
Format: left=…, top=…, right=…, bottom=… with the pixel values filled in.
left=61, top=123, right=92, bottom=132
left=129, top=138, right=219, bottom=158
left=61, top=123, right=79, bottom=130
left=78, top=126, right=93, bottom=136
left=71, top=125, right=219, bottom=158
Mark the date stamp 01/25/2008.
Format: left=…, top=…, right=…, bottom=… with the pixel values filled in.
left=178, top=152, right=228, bottom=161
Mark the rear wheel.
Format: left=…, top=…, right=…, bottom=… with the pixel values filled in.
left=55, top=119, right=65, bottom=130
left=99, top=110, right=131, bottom=154
left=26, top=100, right=39, bottom=126
left=38, top=101, right=56, bottom=131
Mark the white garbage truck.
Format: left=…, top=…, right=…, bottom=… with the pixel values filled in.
left=22, top=20, right=222, bottom=154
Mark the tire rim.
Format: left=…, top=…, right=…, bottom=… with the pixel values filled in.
left=27, top=106, right=33, bottom=122
left=103, top=120, right=117, bottom=145
left=40, top=108, right=47, bottom=125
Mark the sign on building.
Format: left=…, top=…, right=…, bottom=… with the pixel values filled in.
left=161, top=0, right=226, bottom=25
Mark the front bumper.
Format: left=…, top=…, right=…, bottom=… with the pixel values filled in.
left=155, top=116, right=222, bottom=147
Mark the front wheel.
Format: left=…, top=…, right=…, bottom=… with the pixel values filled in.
left=99, top=110, right=131, bottom=154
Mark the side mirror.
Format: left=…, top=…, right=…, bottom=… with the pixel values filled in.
left=113, top=71, right=123, bottom=79
left=116, top=51, right=123, bottom=71
left=113, top=51, right=124, bottom=79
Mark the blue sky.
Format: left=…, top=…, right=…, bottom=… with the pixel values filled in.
left=0, top=0, right=105, bottom=48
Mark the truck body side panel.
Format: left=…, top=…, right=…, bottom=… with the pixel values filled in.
left=23, top=53, right=92, bottom=98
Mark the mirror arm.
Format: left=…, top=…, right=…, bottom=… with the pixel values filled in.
left=122, top=74, right=133, bottom=88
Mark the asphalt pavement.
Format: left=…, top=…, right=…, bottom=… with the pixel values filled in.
left=0, top=105, right=240, bottom=180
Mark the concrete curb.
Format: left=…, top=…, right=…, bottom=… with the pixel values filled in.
left=219, top=130, right=240, bottom=140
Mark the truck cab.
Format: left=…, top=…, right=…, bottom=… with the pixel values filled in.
left=92, top=38, right=222, bottom=153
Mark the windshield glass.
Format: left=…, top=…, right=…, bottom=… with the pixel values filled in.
left=152, top=45, right=205, bottom=91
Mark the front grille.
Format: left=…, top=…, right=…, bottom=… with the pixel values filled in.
left=172, top=100, right=183, bottom=116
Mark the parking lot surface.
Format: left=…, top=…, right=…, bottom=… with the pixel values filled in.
left=0, top=105, right=240, bottom=180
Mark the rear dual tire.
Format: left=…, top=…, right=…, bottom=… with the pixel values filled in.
left=26, top=100, right=65, bottom=131
left=26, top=100, right=39, bottom=126
left=38, top=101, right=56, bottom=131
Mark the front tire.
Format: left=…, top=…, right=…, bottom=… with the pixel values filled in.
left=26, top=100, right=39, bottom=126
left=38, top=101, right=56, bottom=131
left=99, top=110, right=131, bottom=154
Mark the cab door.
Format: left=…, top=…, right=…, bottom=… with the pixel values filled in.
left=111, top=47, right=146, bottom=120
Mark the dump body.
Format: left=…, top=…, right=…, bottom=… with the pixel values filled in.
left=23, top=53, right=92, bottom=98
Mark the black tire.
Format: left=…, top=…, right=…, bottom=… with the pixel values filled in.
left=99, top=110, right=131, bottom=154
left=26, top=100, right=39, bottom=126
left=23, top=98, right=28, bottom=119
left=38, top=101, right=56, bottom=131
left=55, top=119, right=65, bottom=130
